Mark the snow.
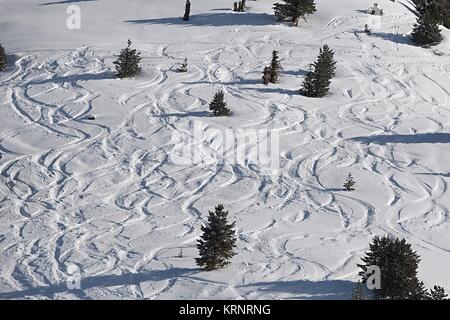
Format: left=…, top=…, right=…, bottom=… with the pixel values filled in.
left=0, top=0, right=450, bottom=299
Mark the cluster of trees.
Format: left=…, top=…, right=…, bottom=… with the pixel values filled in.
left=0, top=44, right=7, bottom=72
left=262, top=45, right=337, bottom=98
left=192, top=206, right=449, bottom=302
left=354, top=235, right=448, bottom=300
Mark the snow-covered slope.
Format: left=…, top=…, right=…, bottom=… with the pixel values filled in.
left=0, top=0, right=450, bottom=299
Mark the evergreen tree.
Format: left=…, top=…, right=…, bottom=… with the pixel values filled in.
left=183, top=0, right=191, bottom=21
left=177, top=57, right=188, bottom=73
left=358, top=235, right=428, bottom=300
left=196, top=204, right=237, bottom=271
left=262, top=67, right=272, bottom=85
left=352, top=281, right=368, bottom=300
left=273, top=0, right=317, bottom=26
left=238, top=1, right=243, bottom=12
left=343, top=173, right=356, bottom=191
left=300, top=45, right=336, bottom=97
left=428, top=285, right=448, bottom=300
left=113, top=39, right=142, bottom=79
left=209, top=90, right=231, bottom=116
left=412, top=0, right=450, bottom=27
left=269, top=50, right=282, bottom=83
left=411, top=7, right=443, bottom=46
left=234, top=2, right=238, bottom=12
left=0, top=44, right=7, bottom=72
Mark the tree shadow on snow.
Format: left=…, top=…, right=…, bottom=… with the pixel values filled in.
left=369, top=32, right=413, bottom=46
left=238, top=279, right=355, bottom=300
left=125, top=12, right=277, bottom=27
left=350, top=133, right=450, bottom=145
left=0, top=267, right=198, bottom=299
left=157, top=111, right=211, bottom=118
left=28, top=71, right=115, bottom=86
left=242, top=86, right=300, bottom=95
left=40, top=0, right=96, bottom=6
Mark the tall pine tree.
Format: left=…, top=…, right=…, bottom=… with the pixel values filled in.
left=411, top=2, right=443, bottom=46
left=196, top=204, right=237, bottom=271
left=273, top=0, right=317, bottom=26
left=183, top=0, right=191, bottom=21
left=0, top=44, right=7, bottom=72
left=209, top=90, right=231, bottom=116
left=113, top=39, right=142, bottom=79
left=358, top=235, right=427, bottom=300
left=300, top=44, right=336, bottom=97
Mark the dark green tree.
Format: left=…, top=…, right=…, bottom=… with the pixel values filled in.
left=0, top=44, right=7, bottom=72
left=269, top=50, right=282, bottom=83
left=183, top=0, right=191, bottom=21
left=196, top=204, right=237, bottom=271
left=273, top=0, right=317, bottom=26
left=343, top=173, right=356, bottom=191
left=411, top=7, right=443, bottom=46
left=428, top=285, right=448, bottom=300
left=113, top=39, right=142, bottom=79
left=177, top=57, right=188, bottom=73
left=412, top=0, right=450, bottom=27
left=209, top=90, right=231, bottom=116
left=300, top=45, right=336, bottom=97
left=352, top=281, right=368, bottom=300
left=262, top=66, right=272, bottom=85
left=358, top=236, right=427, bottom=300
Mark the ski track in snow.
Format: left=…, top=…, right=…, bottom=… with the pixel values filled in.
left=0, top=0, right=450, bottom=299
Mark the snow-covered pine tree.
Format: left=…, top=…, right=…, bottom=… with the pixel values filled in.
left=352, top=281, right=368, bottom=300
left=343, top=173, right=356, bottom=191
left=177, top=57, right=188, bottom=72
left=183, top=0, right=191, bottom=21
left=411, top=5, right=443, bottom=46
left=358, top=236, right=428, bottom=300
left=428, top=285, right=448, bottom=300
left=0, top=44, right=7, bottom=72
left=269, top=50, right=282, bottom=83
left=209, top=90, right=231, bottom=116
left=196, top=204, right=237, bottom=271
left=273, top=0, right=317, bottom=26
left=300, top=45, right=336, bottom=97
left=113, top=39, right=142, bottom=79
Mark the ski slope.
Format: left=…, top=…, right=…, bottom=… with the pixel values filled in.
left=0, top=0, right=450, bottom=299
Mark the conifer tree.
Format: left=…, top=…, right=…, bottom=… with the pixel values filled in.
left=0, top=44, right=7, bottom=72
left=262, top=67, right=272, bottom=85
left=113, top=39, right=142, bottom=79
left=209, top=90, right=231, bottom=116
left=358, top=236, right=428, bottom=300
left=273, top=0, right=317, bottom=26
left=196, top=204, right=237, bottom=271
left=269, top=50, right=282, bottom=83
left=234, top=2, right=238, bottom=12
left=428, top=285, right=448, bottom=300
left=183, top=0, right=191, bottom=21
left=352, top=281, right=367, bottom=300
left=300, top=45, right=336, bottom=97
left=411, top=7, right=443, bottom=46
left=343, top=173, right=356, bottom=191
left=177, top=57, right=188, bottom=73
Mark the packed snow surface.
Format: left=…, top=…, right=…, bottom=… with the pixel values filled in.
left=0, top=0, right=450, bottom=299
